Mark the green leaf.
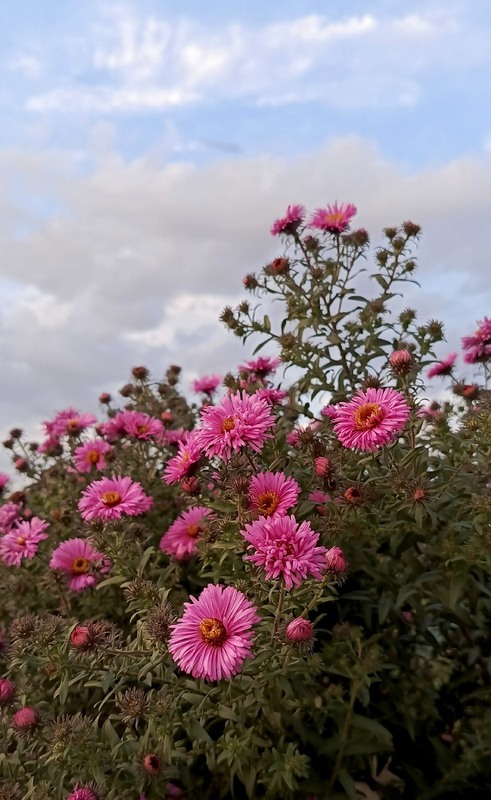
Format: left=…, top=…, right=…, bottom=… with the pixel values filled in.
left=187, top=717, right=213, bottom=743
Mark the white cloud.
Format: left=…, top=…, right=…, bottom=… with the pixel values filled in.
left=8, top=55, right=43, bottom=78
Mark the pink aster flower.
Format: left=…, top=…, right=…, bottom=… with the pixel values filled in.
left=462, top=317, right=491, bottom=363
left=309, top=202, right=357, bottom=233
left=67, top=787, right=99, bottom=800
left=241, top=515, right=327, bottom=590
left=331, top=387, right=410, bottom=451
left=169, top=583, right=260, bottom=681
left=78, top=476, right=153, bottom=521
left=0, top=678, right=15, bottom=705
left=50, top=538, right=109, bottom=592
left=37, top=435, right=62, bottom=454
left=0, top=473, right=9, bottom=490
left=196, top=391, right=275, bottom=460
left=0, top=502, right=22, bottom=534
left=427, top=353, right=457, bottom=379
left=248, top=471, right=300, bottom=517
left=163, top=431, right=203, bottom=485
left=163, top=427, right=188, bottom=445
left=192, top=374, right=222, bottom=395
left=73, top=439, right=113, bottom=473
left=308, top=490, right=330, bottom=505
left=325, top=546, right=347, bottom=573
left=256, top=387, right=288, bottom=405
left=160, top=506, right=213, bottom=560
left=116, top=410, right=163, bottom=440
left=270, top=204, right=305, bottom=236
left=44, top=408, right=97, bottom=438
left=238, top=355, right=282, bottom=379
left=12, top=705, right=40, bottom=731
left=0, top=517, right=49, bottom=566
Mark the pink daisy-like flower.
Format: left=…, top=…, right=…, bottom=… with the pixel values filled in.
left=73, top=439, right=113, bottom=473
left=37, top=435, right=62, bottom=454
left=196, top=391, right=275, bottom=460
left=0, top=517, right=49, bottom=566
left=44, top=408, right=97, bottom=438
left=256, top=387, right=288, bottom=405
left=116, top=410, right=163, bottom=440
left=160, top=506, right=213, bottom=560
left=248, top=471, right=300, bottom=517
left=163, top=427, right=188, bottom=445
left=78, top=476, right=153, bottom=522
left=309, top=202, right=357, bottom=233
left=50, top=538, right=109, bottom=592
left=67, top=786, right=99, bottom=800
left=241, top=515, right=327, bottom=590
left=169, top=583, right=260, bottom=681
left=0, top=501, right=22, bottom=534
left=427, top=353, right=457, bottom=379
left=163, top=431, right=203, bottom=485
left=308, top=490, right=330, bottom=505
left=270, top=204, right=305, bottom=236
left=192, top=374, right=222, bottom=395
left=238, top=356, right=282, bottom=379
left=462, top=317, right=491, bottom=363
left=331, top=387, right=410, bottom=451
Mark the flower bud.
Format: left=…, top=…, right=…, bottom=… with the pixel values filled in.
left=98, top=392, right=111, bottom=404
left=131, top=366, right=149, bottom=380
left=160, top=411, right=174, bottom=425
left=389, top=349, right=413, bottom=375
left=9, top=428, right=23, bottom=440
left=286, top=618, right=313, bottom=643
left=12, top=706, right=40, bottom=731
left=314, top=457, right=332, bottom=477
left=14, top=458, right=28, bottom=473
left=242, top=273, right=259, bottom=289
left=325, top=546, right=347, bottom=573
left=0, top=679, right=15, bottom=705
left=143, top=753, right=162, bottom=776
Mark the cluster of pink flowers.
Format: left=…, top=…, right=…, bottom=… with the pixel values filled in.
left=327, top=387, right=410, bottom=451
left=461, top=317, right=491, bottom=364
left=78, top=476, right=153, bottom=521
left=270, top=202, right=357, bottom=236
left=101, top=410, right=163, bottom=441
left=160, top=506, right=213, bottom=560
left=169, top=584, right=260, bottom=681
left=0, top=517, right=49, bottom=566
left=241, top=515, right=327, bottom=590
left=39, top=408, right=97, bottom=452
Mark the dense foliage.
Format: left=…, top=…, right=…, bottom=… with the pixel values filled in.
left=1, top=203, right=490, bottom=800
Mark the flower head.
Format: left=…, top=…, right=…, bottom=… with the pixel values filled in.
left=241, top=515, right=327, bottom=590
left=389, top=349, right=414, bottom=375
left=325, top=546, right=347, bottom=573
left=256, top=387, right=288, bottom=405
left=163, top=431, right=203, bottom=485
left=0, top=501, right=22, bottom=534
left=73, top=439, right=113, bottom=473
left=44, top=408, right=96, bottom=438
left=248, top=471, right=300, bottom=517
left=114, top=410, right=163, bottom=440
left=427, top=353, right=457, bottom=379
left=286, top=618, right=313, bottom=643
left=309, top=202, right=357, bottom=233
left=50, top=538, right=109, bottom=592
left=331, top=387, right=410, bottom=451
left=0, top=473, right=10, bottom=490
left=160, top=506, right=213, bottom=561
left=169, top=583, right=260, bottom=681
left=12, top=706, right=40, bottom=731
left=0, top=679, right=15, bottom=705
left=67, top=786, right=99, bottom=800
left=196, top=391, right=275, bottom=460
left=0, top=517, right=49, bottom=566
left=270, top=204, right=305, bottom=236
left=238, top=355, right=282, bottom=380
left=192, top=374, right=222, bottom=395
left=78, top=476, right=153, bottom=521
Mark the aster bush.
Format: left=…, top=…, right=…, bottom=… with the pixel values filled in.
left=0, top=206, right=490, bottom=800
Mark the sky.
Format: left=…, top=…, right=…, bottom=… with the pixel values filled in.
left=1, top=0, right=491, bottom=471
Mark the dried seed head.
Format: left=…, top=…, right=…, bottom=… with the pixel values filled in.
left=116, top=688, right=149, bottom=725
left=123, top=578, right=160, bottom=604
left=9, top=614, right=40, bottom=643
left=143, top=603, right=175, bottom=646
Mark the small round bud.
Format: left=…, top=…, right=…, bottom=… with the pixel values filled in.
left=0, top=679, right=15, bottom=706
left=14, top=458, right=28, bottom=473
left=9, top=428, right=23, bottom=440
left=402, top=221, right=421, bottom=237
left=98, top=392, right=111, bottom=404
left=242, top=273, right=258, bottom=290
left=389, top=349, right=413, bottom=375
left=131, top=366, right=149, bottom=380
left=314, top=457, right=332, bottom=477
left=160, top=411, right=174, bottom=425
left=286, top=618, right=313, bottom=643
left=70, top=626, right=92, bottom=649
left=325, top=546, right=347, bottom=573
left=12, top=706, right=40, bottom=732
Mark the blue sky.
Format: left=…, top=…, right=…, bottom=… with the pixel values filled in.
left=1, top=0, right=491, bottom=470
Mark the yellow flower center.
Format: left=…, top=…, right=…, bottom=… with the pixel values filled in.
left=325, top=211, right=344, bottom=226
left=221, top=417, right=235, bottom=433
left=72, top=557, right=89, bottom=575
left=353, top=402, right=385, bottom=431
left=66, top=418, right=80, bottom=432
left=16, top=536, right=26, bottom=546
left=87, top=450, right=100, bottom=464
left=101, top=491, right=121, bottom=507
left=256, top=491, right=280, bottom=516
left=187, top=523, right=202, bottom=538
left=199, top=617, right=227, bottom=646
left=136, top=424, right=149, bottom=434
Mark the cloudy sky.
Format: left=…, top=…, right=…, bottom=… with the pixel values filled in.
left=1, top=0, right=491, bottom=464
